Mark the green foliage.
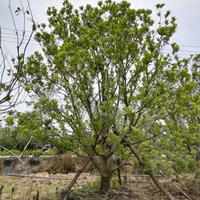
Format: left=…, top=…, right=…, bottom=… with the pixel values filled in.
left=33, top=154, right=76, bottom=174
left=79, top=180, right=100, bottom=190
left=6, top=116, right=14, bottom=126
left=29, top=149, right=45, bottom=156
left=0, top=149, right=56, bottom=156
left=21, top=0, right=200, bottom=188
left=0, top=110, right=60, bottom=151
left=0, top=149, right=20, bottom=156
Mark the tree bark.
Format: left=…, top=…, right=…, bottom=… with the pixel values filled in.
left=92, top=156, right=113, bottom=192
left=100, top=175, right=112, bottom=192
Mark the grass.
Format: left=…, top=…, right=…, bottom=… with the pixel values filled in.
left=0, top=173, right=97, bottom=199
left=0, top=175, right=64, bottom=199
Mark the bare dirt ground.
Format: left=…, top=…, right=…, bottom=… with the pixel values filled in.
left=0, top=173, right=199, bottom=200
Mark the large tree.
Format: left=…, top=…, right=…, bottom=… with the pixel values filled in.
left=23, top=0, right=199, bottom=193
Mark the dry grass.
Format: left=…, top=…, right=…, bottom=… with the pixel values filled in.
left=0, top=173, right=97, bottom=200
left=32, top=154, right=76, bottom=174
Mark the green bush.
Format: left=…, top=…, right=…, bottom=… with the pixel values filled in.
left=43, top=149, right=57, bottom=155
left=0, top=149, right=57, bottom=156
left=0, top=149, right=20, bottom=156
left=31, top=149, right=44, bottom=156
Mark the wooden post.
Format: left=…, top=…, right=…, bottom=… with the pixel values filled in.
left=33, top=191, right=39, bottom=200
left=11, top=187, right=15, bottom=200
left=0, top=185, right=4, bottom=200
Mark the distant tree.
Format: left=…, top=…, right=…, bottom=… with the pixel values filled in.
left=0, top=110, right=58, bottom=150
left=23, top=0, right=199, bottom=193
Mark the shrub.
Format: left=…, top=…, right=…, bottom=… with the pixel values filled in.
left=31, top=149, right=44, bottom=156
left=0, top=151, right=10, bottom=156
left=80, top=180, right=100, bottom=190
left=43, top=149, right=57, bottom=155
left=32, top=154, right=75, bottom=174
left=28, top=157, right=41, bottom=166
left=2, top=157, right=18, bottom=167
left=0, top=150, right=20, bottom=156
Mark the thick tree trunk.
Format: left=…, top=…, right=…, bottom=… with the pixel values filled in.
left=92, top=156, right=113, bottom=192
left=100, top=175, right=112, bottom=192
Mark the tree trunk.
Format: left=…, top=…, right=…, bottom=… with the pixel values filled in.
left=92, top=156, right=113, bottom=192
left=100, top=175, right=112, bottom=192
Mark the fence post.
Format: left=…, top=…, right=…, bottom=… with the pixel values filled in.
left=33, top=190, right=39, bottom=200
left=0, top=185, right=4, bottom=200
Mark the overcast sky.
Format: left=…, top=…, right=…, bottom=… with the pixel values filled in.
left=0, top=0, right=200, bottom=56
left=0, top=0, right=200, bottom=112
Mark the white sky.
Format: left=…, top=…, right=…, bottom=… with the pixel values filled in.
left=0, top=0, right=200, bottom=56
left=0, top=0, right=200, bottom=112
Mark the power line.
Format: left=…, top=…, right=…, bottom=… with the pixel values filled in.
left=1, top=27, right=200, bottom=54
left=1, top=32, right=34, bottom=37
left=2, top=26, right=200, bottom=48
left=2, top=35, right=35, bottom=41
left=1, top=40, right=200, bottom=54
left=1, top=39, right=39, bottom=46
left=0, top=27, right=1, bottom=48
left=1, top=27, right=32, bottom=33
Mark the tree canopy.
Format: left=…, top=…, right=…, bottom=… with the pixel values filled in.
left=22, top=0, right=200, bottom=192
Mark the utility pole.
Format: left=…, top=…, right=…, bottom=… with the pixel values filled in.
left=0, top=26, right=1, bottom=48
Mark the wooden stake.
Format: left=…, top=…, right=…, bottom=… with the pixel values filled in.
left=0, top=185, right=4, bottom=200
left=11, top=187, right=15, bottom=200
left=35, top=191, right=39, bottom=200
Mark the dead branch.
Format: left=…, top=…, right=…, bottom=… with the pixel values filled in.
left=149, top=174, right=176, bottom=200
left=170, top=182, right=192, bottom=200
